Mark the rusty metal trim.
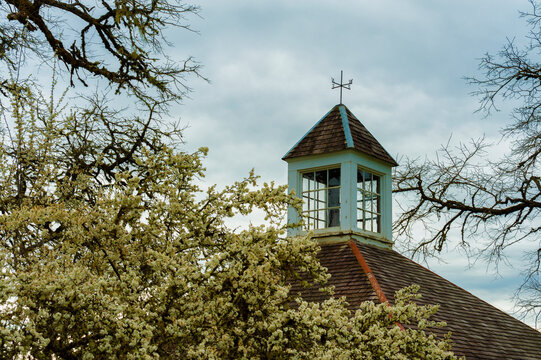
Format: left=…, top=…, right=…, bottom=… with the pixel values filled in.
left=348, top=239, right=404, bottom=330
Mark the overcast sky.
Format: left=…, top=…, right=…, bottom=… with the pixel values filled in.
left=166, top=0, right=536, bottom=327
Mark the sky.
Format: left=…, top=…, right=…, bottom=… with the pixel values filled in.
left=163, top=0, right=538, bottom=326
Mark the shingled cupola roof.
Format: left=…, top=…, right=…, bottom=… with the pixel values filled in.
left=282, top=104, right=398, bottom=166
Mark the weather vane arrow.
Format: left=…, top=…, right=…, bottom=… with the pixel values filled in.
left=332, top=70, right=353, bottom=104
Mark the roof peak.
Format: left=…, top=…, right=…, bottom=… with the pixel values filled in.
left=283, top=104, right=398, bottom=166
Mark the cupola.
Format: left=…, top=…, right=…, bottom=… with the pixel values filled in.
left=283, top=104, right=398, bottom=248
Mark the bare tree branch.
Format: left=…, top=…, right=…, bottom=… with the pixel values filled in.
left=0, top=0, right=204, bottom=101
left=394, top=0, right=541, bottom=321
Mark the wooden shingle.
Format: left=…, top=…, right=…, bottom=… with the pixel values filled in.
left=283, top=104, right=398, bottom=166
left=297, top=241, right=541, bottom=359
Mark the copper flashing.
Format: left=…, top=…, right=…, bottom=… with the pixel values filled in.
left=291, top=241, right=541, bottom=358
left=348, top=240, right=404, bottom=330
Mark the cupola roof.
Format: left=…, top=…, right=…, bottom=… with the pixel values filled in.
left=282, top=104, right=398, bottom=166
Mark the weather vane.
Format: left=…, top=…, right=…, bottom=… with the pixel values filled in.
left=332, top=70, right=353, bottom=104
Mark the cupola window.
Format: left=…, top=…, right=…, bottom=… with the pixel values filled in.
left=357, top=168, right=381, bottom=233
left=301, top=168, right=341, bottom=230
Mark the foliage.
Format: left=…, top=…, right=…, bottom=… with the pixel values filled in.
left=0, top=82, right=460, bottom=359
left=393, top=1, right=541, bottom=320
left=0, top=0, right=202, bottom=101
left=0, top=0, right=461, bottom=357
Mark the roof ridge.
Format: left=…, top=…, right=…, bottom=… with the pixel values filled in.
left=283, top=104, right=398, bottom=165
left=349, top=240, right=405, bottom=330
left=339, top=105, right=354, bottom=148
left=348, top=240, right=389, bottom=303
left=306, top=241, right=541, bottom=358
left=357, top=242, right=541, bottom=333
left=348, top=240, right=388, bottom=304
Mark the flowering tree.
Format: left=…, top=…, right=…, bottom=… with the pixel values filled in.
left=0, top=83, right=460, bottom=359
left=0, top=1, right=459, bottom=357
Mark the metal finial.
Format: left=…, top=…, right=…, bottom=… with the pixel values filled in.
left=331, top=70, right=353, bottom=104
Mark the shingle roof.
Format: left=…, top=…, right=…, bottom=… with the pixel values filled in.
left=289, top=241, right=379, bottom=311
left=282, top=104, right=398, bottom=166
left=292, top=240, right=541, bottom=360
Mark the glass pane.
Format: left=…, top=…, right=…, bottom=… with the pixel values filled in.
left=364, top=174, right=371, bottom=191
left=309, top=217, right=315, bottom=230
left=302, top=172, right=313, bottom=191
left=312, top=210, right=318, bottom=224
left=358, top=169, right=371, bottom=183
left=357, top=218, right=364, bottom=230
left=365, top=171, right=372, bottom=182
left=357, top=169, right=363, bottom=184
left=318, top=209, right=326, bottom=224
left=328, top=209, right=340, bottom=227
left=316, top=170, right=327, bottom=188
left=362, top=194, right=369, bottom=211
left=317, top=189, right=326, bottom=205
left=328, top=188, right=340, bottom=207
left=329, top=168, right=340, bottom=186
left=301, top=167, right=343, bottom=230
left=373, top=175, right=380, bottom=195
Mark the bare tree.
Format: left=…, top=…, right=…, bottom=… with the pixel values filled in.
left=0, top=0, right=202, bottom=101
left=0, top=0, right=205, bottom=203
left=393, top=1, right=541, bottom=321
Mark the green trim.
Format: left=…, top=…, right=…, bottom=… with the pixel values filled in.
left=286, top=150, right=393, bottom=244
left=339, top=105, right=354, bottom=148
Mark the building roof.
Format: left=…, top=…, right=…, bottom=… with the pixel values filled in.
left=282, top=104, right=398, bottom=166
left=290, top=240, right=541, bottom=360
